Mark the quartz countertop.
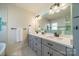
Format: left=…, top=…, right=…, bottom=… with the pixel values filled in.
left=29, top=32, right=73, bottom=48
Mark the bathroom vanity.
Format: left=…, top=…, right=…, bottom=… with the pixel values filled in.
left=28, top=33, right=74, bottom=56
left=28, top=3, right=77, bottom=56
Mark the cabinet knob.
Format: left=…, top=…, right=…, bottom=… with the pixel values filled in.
left=76, top=26, right=78, bottom=30
left=48, top=52, right=49, bottom=54
left=50, top=54, right=53, bottom=56
left=73, top=26, right=79, bottom=30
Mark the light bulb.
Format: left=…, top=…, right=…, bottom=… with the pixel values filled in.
left=38, top=16, right=42, bottom=20
left=61, top=5, right=68, bottom=10
left=54, top=6, right=58, bottom=10
left=49, top=9, right=54, bottom=15
left=61, top=3, right=66, bottom=7
left=56, top=9, right=60, bottom=13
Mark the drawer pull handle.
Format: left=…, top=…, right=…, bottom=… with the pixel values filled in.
left=48, top=43, right=53, bottom=46
left=35, top=50, right=37, bottom=53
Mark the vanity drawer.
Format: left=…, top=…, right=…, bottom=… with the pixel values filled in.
left=42, top=39, right=66, bottom=54
left=51, top=42, right=66, bottom=54
left=42, top=39, right=53, bottom=47
left=34, top=47, right=41, bottom=56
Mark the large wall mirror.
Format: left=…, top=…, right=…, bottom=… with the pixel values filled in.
left=37, top=4, right=72, bottom=35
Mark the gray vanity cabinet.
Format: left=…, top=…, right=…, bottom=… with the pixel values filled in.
left=29, top=35, right=42, bottom=56
left=33, top=37, right=42, bottom=56
left=42, top=39, right=65, bottom=56
left=28, top=34, right=74, bottom=56
left=42, top=43, right=64, bottom=56
left=33, top=37, right=42, bottom=50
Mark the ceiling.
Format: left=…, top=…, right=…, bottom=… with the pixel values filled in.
left=12, top=3, right=53, bottom=15
left=11, top=3, right=71, bottom=20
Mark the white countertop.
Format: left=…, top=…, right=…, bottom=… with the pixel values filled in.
left=29, top=32, right=73, bottom=48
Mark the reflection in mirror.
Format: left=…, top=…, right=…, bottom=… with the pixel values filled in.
left=36, top=4, right=72, bottom=35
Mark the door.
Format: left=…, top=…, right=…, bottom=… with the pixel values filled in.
left=73, top=17, right=79, bottom=55
left=72, top=4, right=79, bottom=56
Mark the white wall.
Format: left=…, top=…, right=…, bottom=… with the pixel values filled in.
left=0, top=4, right=34, bottom=55
left=6, top=5, right=34, bottom=55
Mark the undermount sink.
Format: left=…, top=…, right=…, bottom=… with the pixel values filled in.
left=0, top=42, right=6, bottom=56
left=46, top=35, right=54, bottom=38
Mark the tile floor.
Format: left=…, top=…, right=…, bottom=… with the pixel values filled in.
left=9, top=43, right=36, bottom=56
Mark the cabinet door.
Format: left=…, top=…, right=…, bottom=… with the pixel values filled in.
left=67, top=48, right=73, bottom=56
left=51, top=41, right=66, bottom=54
left=36, top=49, right=41, bottom=56
left=34, top=41, right=41, bottom=50
left=42, top=44, right=50, bottom=56
left=49, top=48, right=53, bottom=56
left=33, top=47, right=41, bottom=56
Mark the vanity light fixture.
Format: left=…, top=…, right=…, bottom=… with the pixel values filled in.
left=49, top=3, right=60, bottom=14
left=49, top=3, right=69, bottom=14
left=35, top=15, right=42, bottom=20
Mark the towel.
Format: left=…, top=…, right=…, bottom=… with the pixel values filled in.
left=16, top=28, right=23, bottom=42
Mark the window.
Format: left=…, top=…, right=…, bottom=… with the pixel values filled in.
left=51, top=23, right=58, bottom=30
